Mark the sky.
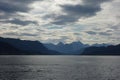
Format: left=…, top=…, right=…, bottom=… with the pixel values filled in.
left=0, top=0, right=120, bottom=44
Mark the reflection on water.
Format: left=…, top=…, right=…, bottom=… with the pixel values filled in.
left=0, top=56, right=120, bottom=80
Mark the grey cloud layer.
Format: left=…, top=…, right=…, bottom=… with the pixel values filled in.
left=0, top=0, right=119, bottom=44
left=0, top=0, right=40, bottom=25
left=0, top=0, right=37, bottom=13
left=0, top=0, right=32, bottom=19
left=86, top=31, right=112, bottom=36
left=86, top=31, right=97, bottom=35
left=3, top=32, right=38, bottom=37
left=2, top=18, right=38, bottom=26
left=51, top=0, right=111, bottom=25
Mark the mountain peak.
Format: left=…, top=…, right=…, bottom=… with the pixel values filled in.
left=57, top=42, right=64, bottom=46
left=71, top=41, right=83, bottom=45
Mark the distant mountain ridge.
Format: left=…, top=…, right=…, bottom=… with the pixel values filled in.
left=82, top=44, right=120, bottom=55
left=0, top=37, right=120, bottom=55
left=0, top=37, right=59, bottom=55
left=92, top=43, right=111, bottom=47
left=44, top=41, right=89, bottom=54
left=44, top=41, right=120, bottom=55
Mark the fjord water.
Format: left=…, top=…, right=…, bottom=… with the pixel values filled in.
left=0, top=56, right=120, bottom=80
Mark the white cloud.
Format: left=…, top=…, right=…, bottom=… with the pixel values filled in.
left=0, top=0, right=120, bottom=44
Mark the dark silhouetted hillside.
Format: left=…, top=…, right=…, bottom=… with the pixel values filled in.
left=82, top=44, right=120, bottom=55
left=0, top=41, right=22, bottom=55
left=0, top=37, right=59, bottom=55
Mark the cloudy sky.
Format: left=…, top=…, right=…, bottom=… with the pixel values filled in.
left=0, top=0, right=120, bottom=44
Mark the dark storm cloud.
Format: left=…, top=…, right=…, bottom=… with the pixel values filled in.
left=1, top=18, right=38, bottom=26
left=99, top=32, right=112, bottom=36
left=19, top=33, right=38, bottom=36
left=51, top=0, right=111, bottom=25
left=110, top=24, right=120, bottom=30
left=3, top=32, right=38, bottom=37
left=82, top=0, right=111, bottom=6
left=0, top=0, right=37, bottom=13
left=86, top=31, right=112, bottom=36
left=3, top=32, right=17, bottom=36
left=0, top=0, right=41, bottom=20
left=86, top=31, right=97, bottom=35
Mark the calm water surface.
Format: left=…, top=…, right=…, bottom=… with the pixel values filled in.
left=0, top=56, right=120, bottom=80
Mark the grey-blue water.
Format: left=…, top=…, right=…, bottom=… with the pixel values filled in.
left=0, top=56, right=120, bottom=80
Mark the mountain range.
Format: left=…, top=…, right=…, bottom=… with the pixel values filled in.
left=82, top=44, right=120, bottom=55
left=0, top=37, right=59, bottom=55
left=0, top=37, right=120, bottom=55
left=44, top=42, right=89, bottom=54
